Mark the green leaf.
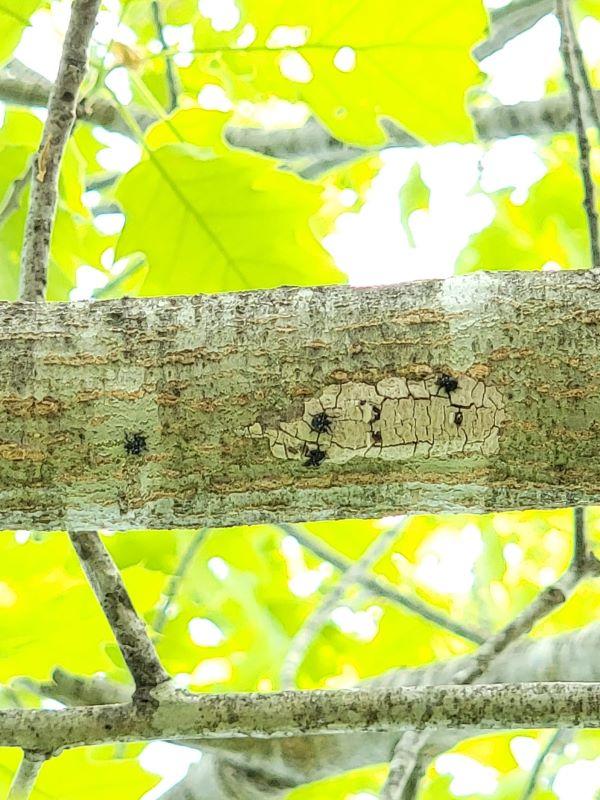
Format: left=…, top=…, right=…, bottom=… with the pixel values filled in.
left=457, top=159, right=594, bottom=273
left=192, top=0, right=488, bottom=145
left=115, top=144, right=344, bottom=294
left=0, top=1, right=42, bottom=67
left=399, top=163, right=430, bottom=246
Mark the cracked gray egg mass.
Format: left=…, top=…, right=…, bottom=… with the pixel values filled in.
left=246, top=373, right=506, bottom=464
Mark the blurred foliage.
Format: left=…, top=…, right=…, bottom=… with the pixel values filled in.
left=0, top=0, right=599, bottom=797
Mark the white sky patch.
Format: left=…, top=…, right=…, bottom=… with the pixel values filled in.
left=198, top=84, right=233, bottom=111
left=198, top=0, right=240, bottom=32
left=326, top=146, right=494, bottom=285
left=554, top=759, right=600, bottom=800
left=140, top=742, right=201, bottom=800
left=538, top=566, right=557, bottom=586
left=191, top=657, right=232, bottom=686
left=579, top=17, right=600, bottom=62
left=189, top=617, right=226, bottom=647
left=70, top=266, right=107, bottom=301
left=289, top=562, right=332, bottom=598
left=163, top=23, right=194, bottom=51
left=235, top=98, right=309, bottom=129
left=94, top=213, right=124, bottom=236
left=480, top=136, right=547, bottom=200
left=105, top=66, right=133, bottom=105
left=330, top=604, right=382, bottom=641
left=481, top=15, right=560, bottom=104
left=267, top=26, right=309, bottom=49
left=503, top=542, right=523, bottom=568
left=14, top=4, right=68, bottom=79
left=236, top=23, right=257, bottom=48
left=510, top=735, right=541, bottom=770
left=279, top=52, right=313, bottom=83
left=414, top=524, right=483, bottom=595
left=334, top=46, right=356, bottom=72
left=94, top=8, right=121, bottom=46
left=93, top=127, right=141, bottom=172
left=208, top=556, right=230, bottom=580
left=435, top=754, right=499, bottom=796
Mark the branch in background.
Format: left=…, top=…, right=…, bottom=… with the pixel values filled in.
left=69, top=531, right=171, bottom=694
left=153, top=529, right=208, bottom=635
left=1, top=60, right=599, bottom=169
left=19, top=0, right=102, bottom=302
left=280, top=521, right=405, bottom=689
left=150, top=0, right=180, bottom=112
left=7, top=752, right=45, bottom=800
left=520, top=729, right=566, bottom=800
left=278, top=524, right=486, bottom=644
left=474, top=0, right=554, bottom=61
left=556, top=0, right=600, bottom=268
left=381, top=507, right=596, bottom=800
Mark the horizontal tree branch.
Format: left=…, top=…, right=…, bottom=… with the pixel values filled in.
left=3, top=682, right=600, bottom=752
left=25, top=620, right=600, bottom=794
left=0, top=270, right=599, bottom=529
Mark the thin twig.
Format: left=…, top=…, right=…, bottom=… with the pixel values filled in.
left=278, top=523, right=486, bottom=644
left=153, top=529, right=207, bottom=634
left=19, top=0, right=101, bottom=302
left=566, top=12, right=600, bottom=135
left=280, top=522, right=405, bottom=689
left=150, top=0, right=180, bottom=112
left=556, top=0, right=600, bottom=268
left=520, top=729, right=565, bottom=800
left=7, top=752, right=45, bottom=800
left=381, top=510, right=592, bottom=800
left=69, top=531, right=170, bottom=694
left=0, top=162, right=33, bottom=227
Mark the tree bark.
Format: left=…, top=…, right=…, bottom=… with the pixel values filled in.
left=1, top=269, right=599, bottom=530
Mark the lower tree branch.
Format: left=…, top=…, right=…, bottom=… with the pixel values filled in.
left=69, top=531, right=171, bottom=693
left=4, top=681, right=600, bottom=752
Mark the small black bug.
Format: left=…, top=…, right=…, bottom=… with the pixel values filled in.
left=371, top=405, right=381, bottom=423
left=372, top=430, right=382, bottom=444
left=310, top=411, right=333, bottom=434
left=454, top=411, right=463, bottom=426
left=436, top=373, right=458, bottom=395
left=303, top=446, right=327, bottom=468
left=125, top=432, right=147, bottom=456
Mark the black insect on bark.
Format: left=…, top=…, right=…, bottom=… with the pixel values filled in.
left=454, top=410, right=463, bottom=426
left=303, top=446, right=327, bottom=468
left=436, top=373, right=458, bottom=395
left=310, top=412, right=333, bottom=434
left=371, top=405, right=381, bottom=423
left=124, top=432, right=147, bottom=456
